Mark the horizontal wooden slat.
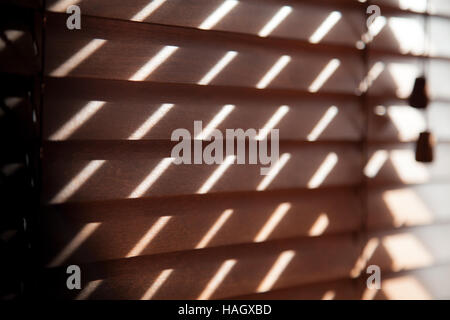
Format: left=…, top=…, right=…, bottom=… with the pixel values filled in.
left=229, top=278, right=360, bottom=300
left=44, top=13, right=363, bottom=93
left=46, top=0, right=364, bottom=46
left=43, top=186, right=360, bottom=221
left=40, top=234, right=358, bottom=299
left=41, top=188, right=362, bottom=265
left=43, top=90, right=362, bottom=142
left=42, top=143, right=362, bottom=203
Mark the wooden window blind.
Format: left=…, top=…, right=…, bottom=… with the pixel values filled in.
left=35, top=0, right=450, bottom=299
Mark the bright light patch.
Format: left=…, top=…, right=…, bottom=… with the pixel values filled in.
left=196, top=209, right=234, bottom=249
left=141, top=269, right=173, bottom=300
left=257, top=250, right=295, bottom=293
left=75, top=280, right=103, bottom=300
left=48, top=222, right=101, bottom=267
left=51, top=39, right=107, bottom=77
left=129, top=45, right=178, bottom=81
left=0, top=30, right=25, bottom=51
left=362, top=287, right=378, bottom=300
left=129, top=103, right=174, bottom=140
left=198, top=0, right=238, bottom=30
left=198, top=51, right=238, bottom=85
left=308, top=59, right=340, bottom=93
left=254, top=203, right=291, bottom=242
left=374, top=105, right=387, bottom=116
left=196, top=105, right=235, bottom=140
left=388, top=63, right=418, bottom=99
left=49, top=0, right=81, bottom=11
left=364, top=150, right=388, bottom=178
left=383, top=276, right=432, bottom=300
left=322, top=290, right=336, bottom=300
left=390, top=150, right=430, bottom=184
left=399, top=0, right=428, bottom=13
left=256, top=55, right=291, bottom=89
left=308, top=152, right=338, bottom=189
left=256, top=105, right=289, bottom=141
left=350, top=238, right=380, bottom=278
left=258, top=6, right=292, bottom=37
left=389, top=17, right=425, bottom=55
left=382, top=233, right=434, bottom=272
left=49, top=101, right=106, bottom=140
left=198, top=259, right=237, bottom=300
left=256, top=153, right=291, bottom=191
left=307, top=105, right=338, bottom=141
left=197, top=155, right=236, bottom=194
left=308, top=213, right=329, bottom=236
left=362, top=16, right=386, bottom=43
left=388, top=106, right=426, bottom=141
left=131, top=0, right=167, bottom=22
left=50, top=160, right=106, bottom=204
left=383, top=189, right=434, bottom=228
left=128, top=158, right=174, bottom=198
left=126, top=216, right=172, bottom=257
left=309, top=11, right=342, bottom=44
left=359, top=62, right=385, bottom=93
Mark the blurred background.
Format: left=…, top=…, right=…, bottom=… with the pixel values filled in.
left=1, top=0, right=450, bottom=300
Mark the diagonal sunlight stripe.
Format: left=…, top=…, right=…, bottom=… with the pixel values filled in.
left=258, top=6, right=292, bottom=37
left=141, top=269, right=173, bottom=300
left=198, top=0, right=239, bottom=30
left=350, top=238, right=380, bottom=278
left=256, top=105, right=289, bottom=141
left=257, top=250, right=295, bottom=293
left=49, top=0, right=81, bottom=12
left=309, top=11, right=342, bottom=44
left=256, top=153, right=291, bottom=191
left=196, top=104, right=235, bottom=140
left=126, top=216, right=172, bottom=258
left=129, top=103, right=174, bottom=140
left=196, top=209, right=234, bottom=249
left=254, top=203, right=291, bottom=242
left=129, top=45, right=178, bottom=81
left=49, top=101, right=106, bottom=141
left=128, top=158, right=174, bottom=198
left=256, top=55, right=291, bottom=89
left=50, top=39, right=107, bottom=77
left=197, top=155, right=236, bottom=194
left=308, top=59, right=340, bottom=93
left=307, top=105, right=338, bottom=141
left=50, top=160, right=106, bottom=204
left=308, top=213, right=329, bottom=236
left=307, top=152, right=338, bottom=189
left=198, top=259, right=237, bottom=300
left=75, top=280, right=103, bottom=300
left=364, top=150, right=388, bottom=178
left=48, top=222, right=101, bottom=267
left=198, top=51, right=238, bottom=85
left=359, top=62, right=385, bottom=93
left=131, top=0, right=168, bottom=22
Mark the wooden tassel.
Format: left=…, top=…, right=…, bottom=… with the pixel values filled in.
left=415, top=131, right=434, bottom=163
left=409, top=76, right=429, bottom=109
